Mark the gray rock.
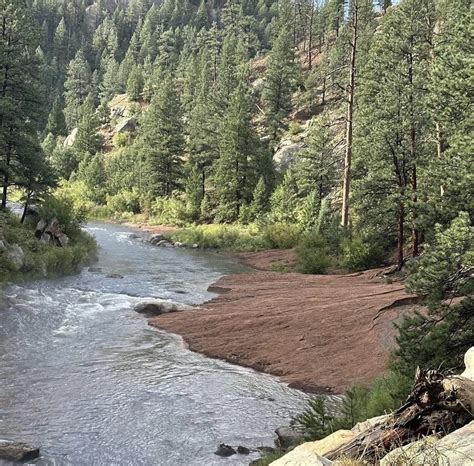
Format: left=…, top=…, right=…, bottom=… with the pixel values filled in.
left=192, top=243, right=199, bottom=249
left=6, top=245, right=25, bottom=269
left=214, top=444, right=236, bottom=457
left=149, top=234, right=165, bottom=245
left=237, top=446, right=250, bottom=455
left=64, top=128, right=78, bottom=147
left=56, top=232, right=69, bottom=247
left=133, top=300, right=196, bottom=316
left=0, top=239, right=7, bottom=252
left=114, top=117, right=136, bottom=134
left=174, top=241, right=184, bottom=248
left=88, top=267, right=103, bottom=273
left=273, top=141, right=305, bottom=171
left=0, top=440, right=40, bottom=462
left=106, top=273, right=124, bottom=279
left=128, top=233, right=139, bottom=239
left=275, top=425, right=307, bottom=449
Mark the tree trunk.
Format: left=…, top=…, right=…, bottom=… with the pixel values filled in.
left=341, top=1, right=358, bottom=227
left=308, top=1, right=315, bottom=70
left=21, top=192, right=31, bottom=224
left=397, top=202, right=405, bottom=270
left=436, top=122, right=445, bottom=196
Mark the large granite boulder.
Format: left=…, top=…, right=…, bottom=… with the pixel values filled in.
left=270, top=449, right=332, bottom=466
left=133, top=300, right=196, bottom=316
left=381, top=422, right=474, bottom=465
left=6, top=244, right=25, bottom=270
left=0, top=440, right=40, bottom=462
left=462, top=346, right=474, bottom=381
left=64, top=128, right=78, bottom=147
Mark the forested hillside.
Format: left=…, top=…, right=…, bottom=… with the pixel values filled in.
left=1, top=0, right=472, bottom=369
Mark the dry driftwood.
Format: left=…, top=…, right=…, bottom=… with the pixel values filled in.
left=326, top=368, right=474, bottom=462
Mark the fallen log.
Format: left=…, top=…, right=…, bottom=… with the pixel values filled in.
left=326, top=368, right=474, bottom=462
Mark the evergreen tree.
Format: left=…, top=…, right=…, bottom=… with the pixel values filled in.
left=0, top=0, right=45, bottom=208
left=46, top=95, right=67, bottom=137
left=63, top=49, right=93, bottom=129
left=74, top=95, right=103, bottom=157
left=135, top=78, right=184, bottom=197
left=262, top=17, right=297, bottom=140
left=214, top=74, right=258, bottom=223
left=126, top=65, right=144, bottom=101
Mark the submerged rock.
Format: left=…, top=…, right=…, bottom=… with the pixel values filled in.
left=133, top=300, right=196, bottom=316
left=88, top=267, right=103, bottom=273
left=0, top=440, right=40, bottom=462
left=214, top=444, right=236, bottom=457
left=106, top=273, right=124, bottom=279
left=237, top=445, right=250, bottom=455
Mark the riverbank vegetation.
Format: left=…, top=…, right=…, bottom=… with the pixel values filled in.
left=0, top=198, right=97, bottom=286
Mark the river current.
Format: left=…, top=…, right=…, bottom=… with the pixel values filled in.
left=0, top=222, right=307, bottom=465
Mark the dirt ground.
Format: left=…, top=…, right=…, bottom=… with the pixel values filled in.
left=150, top=250, right=418, bottom=394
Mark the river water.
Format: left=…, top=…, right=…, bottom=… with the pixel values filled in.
left=0, top=222, right=307, bottom=465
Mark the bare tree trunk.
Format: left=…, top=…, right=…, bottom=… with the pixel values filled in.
left=21, top=192, right=31, bottom=224
left=397, top=202, right=405, bottom=270
left=308, top=0, right=315, bottom=70
left=341, top=1, right=358, bottom=227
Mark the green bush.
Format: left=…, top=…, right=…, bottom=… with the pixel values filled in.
left=296, top=232, right=332, bottom=274
left=289, top=121, right=303, bottom=135
left=106, top=188, right=142, bottom=215
left=260, top=222, right=301, bottom=249
left=341, top=237, right=385, bottom=271
left=150, top=196, right=190, bottom=226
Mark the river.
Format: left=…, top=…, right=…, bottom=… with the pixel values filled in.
left=0, top=222, right=307, bottom=465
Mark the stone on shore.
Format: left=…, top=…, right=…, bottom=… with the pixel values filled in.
left=351, top=414, right=390, bottom=434
left=270, top=449, right=332, bottom=466
left=462, top=346, right=474, bottom=381
left=0, top=440, right=40, bottom=462
left=275, top=425, right=307, bottom=449
left=134, top=300, right=196, bottom=316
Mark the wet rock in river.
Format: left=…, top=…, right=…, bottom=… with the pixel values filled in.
left=106, top=273, right=124, bottom=279
left=88, top=267, right=103, bottom=273
left=237, top=445, right=250, bottom=455
left=133, top=300, right=196, bottom=316
left=214, top=444, right=236, bottom=457
left=0, top=440, right=40, bottom=462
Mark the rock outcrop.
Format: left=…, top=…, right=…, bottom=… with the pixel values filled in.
left=273, top=140, right=304, bottom=170
left=0, top=440, right=40, bottom=462
left=35, top=218, right=69, bottom=247
left=272, top=347, right=474, bottom=466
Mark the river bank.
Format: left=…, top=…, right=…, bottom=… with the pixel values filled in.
left=149, top=257, right=418, bottom=394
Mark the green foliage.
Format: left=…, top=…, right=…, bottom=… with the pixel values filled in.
left=295, top=373, right=411, bottom=441
left=395, top=212, right=474, bottom=377
left=341, top=237, right=385, bottom=272
left=260, top=222, right=301, bottom=249
left=296, top=232, right=332, bottom=275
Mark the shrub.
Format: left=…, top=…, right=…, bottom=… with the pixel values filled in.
left=289, top=121, right=303, bottom=135
left=150, top=196, right=189, bottom=226
left=106, top=188, right=141, bottom=215
left=296, top=232, right=332, bottom=274
left=113, top=132, right=129, bottom=148
left=341, top=237, right=385, bottom=271
left=260, top=222, right=301, bottom=249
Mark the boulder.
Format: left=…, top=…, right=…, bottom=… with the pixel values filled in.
left=114, top=117, right=136, bottom=134
left=270, top=449, right=332, bottom=466
left=106, top=273, right=124, bottom=279
left=56, top=233, right=69, bottom=247
left=380, top=423, right=474, bottom=466
left=273, top=141, right=304, bottom=171
left=174, top=241, right=184, bottom=248
left=214, top=444, right=236, bottom=457
left=275, top=425, right=307, bottom=449
left=237, top=446, right=250, bottom=455
left=462, top=346, right=474, bottom=381
left=149, top=234, right=165, bottom=245
left=133, top=300, right=196, bottom=316
left=6, top=244, right=25, bottom=269
left=351, top=414, right=390, bottom=435
left=0, top=239, right=7, bottom=252
left=88, top=267, right=103, bottom=273
left=0, top=440, right=40, bottom=462
left=297, top=430, right=355, bottom=458
left=64, top=128, right=78, bottom=147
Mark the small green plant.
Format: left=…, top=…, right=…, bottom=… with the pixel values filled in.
left=296, top=232, right=332, bottom=274
left=341, top=237, right=385, bottom=271
left=289, top=121, right=303, bottom=135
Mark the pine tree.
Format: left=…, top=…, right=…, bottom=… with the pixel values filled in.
left=63, top=49, right=93, bottom=130
left=74, top=95, right=103, bottom=157
left=135, top=78, right=184, bottom=197
left=126, top=65, right=144, bottom=101
left=262, top=16, right=297, bottom=140
left=0, top=0, right=45, bottom=208
left=46, top=95, right=67, bottom=137
left=354, top=0, right=435, bottom=268
left=214, top=74, right=258, bottom=223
